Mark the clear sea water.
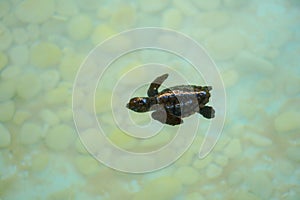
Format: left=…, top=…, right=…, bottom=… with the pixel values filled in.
left=0, top=0, right=299, bottom=199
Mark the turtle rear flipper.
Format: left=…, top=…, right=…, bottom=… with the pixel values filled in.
left=199, top=106, right=215, bottom=119
left=147, top=73, right=169, bottom=97
left=151, top=109, right=183, bottom=126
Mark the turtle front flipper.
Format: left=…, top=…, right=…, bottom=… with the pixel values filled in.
left=199, top=106, right=215, bottom=119
left=151, top=109, right=183, bottom=126
left=147, top=73, right=169, bottom=97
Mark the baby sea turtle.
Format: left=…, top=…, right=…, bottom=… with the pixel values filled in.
left=126, top=74, right=215, bottom=126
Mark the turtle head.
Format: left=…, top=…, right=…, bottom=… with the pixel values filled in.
left=198, top=86, right=212, bottom=105
left=126, top=97, right=151, bottom=112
